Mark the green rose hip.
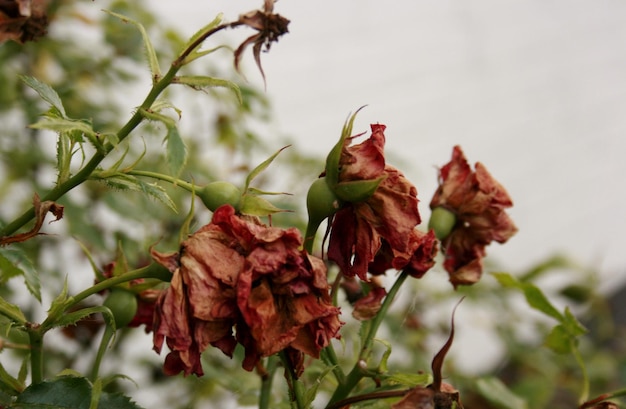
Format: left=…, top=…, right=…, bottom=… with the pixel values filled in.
left=103, top=289, right=138, bottom=329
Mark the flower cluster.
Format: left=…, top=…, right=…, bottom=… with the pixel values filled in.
left=430, top=146, right=517, bottom=287
left=151, top=205, right=342, bottom=376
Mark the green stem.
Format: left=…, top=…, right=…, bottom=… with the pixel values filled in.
left=572, top=341, right=590, bottom=405
left=326, top=271, right=409, bottom=407
left=90, top=325, right=115, bottom=381
left=27, top=326, right=44, bottom=384
left=259, top=356, right=279, bottom=409
left=279, top=351, right=307, bottom=409
left=321, top=344, right=345, bottom=386
left=41, top=263, right=170, bottom=331
left=360, top=271, right=408, bottom=360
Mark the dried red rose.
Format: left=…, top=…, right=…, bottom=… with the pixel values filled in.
left=152, top=204, right=342, bottom=376
left=327, top=124, right=437, bottom=281
left=430, top=146, right=517, bottom=287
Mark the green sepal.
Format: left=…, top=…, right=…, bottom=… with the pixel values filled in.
left=178, top=13, right=223, bottom=63
left=334, top=177, right=384, bottom=203
left=243, top=146, right=290, bottom=192
left=239, top=194, right=289, bottom=217
left=324, top=107, right=366, bottom=188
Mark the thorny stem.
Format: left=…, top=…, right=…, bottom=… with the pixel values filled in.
left=326, top=271, right=409, bottom=407
left=27, top=326, right=44, bottom=384
left=279, top=351, right=307, bottom=409
left=40, top=262, right=170, bottom=331
left=259, top=356, right=279, bottom=409
left=125, top=169, right=196, bottom=192
left=326, top=388, right=411, bottom=409
left=90, top=325, right=115, bottom=381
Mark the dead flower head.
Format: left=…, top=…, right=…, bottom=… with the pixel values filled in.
left=152, top=204, right=342, bottom=376
left=234, top=0, right=290, bottom=84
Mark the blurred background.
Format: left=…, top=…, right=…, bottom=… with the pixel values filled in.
left=2, top=1, right=626, bottom=408
left=153, top=0, right=626, bottom=289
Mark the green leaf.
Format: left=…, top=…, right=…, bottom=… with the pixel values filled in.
left=165, top=125, right=187, bottom=178
left=544, top=324, right=574, bottom=354
left=138, top=108, right=187, bottom=177
left=492, top=272, right=563, bottom=322
left=92, top=172, right=177, bottom=212
left=12, top=376, right=91, bottom=409
left=103, top=10, right=161, bottom=80
left=20, top=76, right=67, bottom=118
left=243, top=145, right=290, bottom=191
left=475, top=377, right=528, bottom=409
left=0, top=248, right=41, bottom=303
left=304, top=365, right=335, bottom=409
left=11, top=376, right=144, bottom=409
left=0, top=361, right=23, bottom=396
left=29, top=117, right=96, bottom=138
left=54, top=306, right=113, bottom=330
left=149, top=100, right=181, bottom=119
left=384, top=373, right=431, bottom=388
left=562, top=307, right=587, bottom=337
left=0, top=297, right=26, bottom=325
left=375, top=338, right=393, bottom=373
left=56, top=132, right=72, bottom=185
left=0, top=251, right=25, bottom=283
left=44, top=279, right=72, bottom=330
left=173, top=75, right=242, bottom=105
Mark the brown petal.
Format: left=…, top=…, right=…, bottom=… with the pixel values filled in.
left=0, top=193, right=64, bottom=245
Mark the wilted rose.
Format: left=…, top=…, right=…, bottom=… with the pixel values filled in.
left=430, top=146, right=517, bottom=287
left=328, top=124, right=437, bottom=281
left=152, top=205, right=342, bottom=376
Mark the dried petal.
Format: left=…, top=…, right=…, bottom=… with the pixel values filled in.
left=0, top=193, right=64, bottom=246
